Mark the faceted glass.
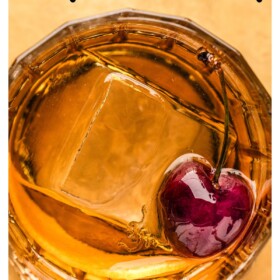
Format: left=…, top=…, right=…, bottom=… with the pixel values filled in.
left=9, top=9, right=271, bottom=280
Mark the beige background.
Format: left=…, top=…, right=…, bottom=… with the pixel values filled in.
left=9, top=0, right=271, bottom=279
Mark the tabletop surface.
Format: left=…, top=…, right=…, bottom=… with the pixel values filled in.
left=9, top=0, right=271, bottom=279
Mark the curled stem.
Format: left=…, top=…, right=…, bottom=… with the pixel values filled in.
left=213, top=69, right=229, bottom=183
left=197, top=48, right=229, bottom=184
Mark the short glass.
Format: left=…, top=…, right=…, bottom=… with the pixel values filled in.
left=9, top=9, right=271, bottom=280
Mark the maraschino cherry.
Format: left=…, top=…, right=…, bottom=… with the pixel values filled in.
left=159, top=49, right=254, bottom=257
left=159, top=154, right=254, bottom=257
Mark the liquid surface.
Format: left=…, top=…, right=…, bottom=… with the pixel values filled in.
left=9, top=44, right=271, bottom=279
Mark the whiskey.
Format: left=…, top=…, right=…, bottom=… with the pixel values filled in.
left=9, top=10, right=271, bottom=280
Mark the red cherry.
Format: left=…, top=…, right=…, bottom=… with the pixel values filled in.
left=159, top=154, right=254, bottom=257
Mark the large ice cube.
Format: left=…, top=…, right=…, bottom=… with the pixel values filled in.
left=22, top=59, right=234, bottom=222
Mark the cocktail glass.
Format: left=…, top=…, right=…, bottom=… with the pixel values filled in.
left=9, top=9, right=271, bottom=280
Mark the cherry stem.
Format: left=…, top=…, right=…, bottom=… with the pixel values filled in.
left=213, top=68, right=229, bottom=184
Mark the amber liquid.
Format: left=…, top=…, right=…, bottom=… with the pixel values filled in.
left=9, top=39, right=271, bottom=279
